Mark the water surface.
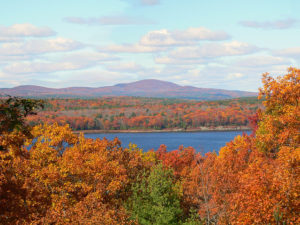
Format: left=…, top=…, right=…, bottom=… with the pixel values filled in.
left=85, top=130, right=251, bottom=153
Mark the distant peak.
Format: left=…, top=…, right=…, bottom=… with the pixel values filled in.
left=13, top=85, right=52, bottom=90
left=133, top=79, right=178, bottom=84
left=115, top=79, right=180, bottom=89
left=0, top=79, right=257, bottom=100
left=15, top=85, right=43, bottom=88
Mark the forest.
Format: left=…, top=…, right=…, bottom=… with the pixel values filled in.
left=0, top=68, right=299, bottom=224
left=25, top=96, right=261, bottom=131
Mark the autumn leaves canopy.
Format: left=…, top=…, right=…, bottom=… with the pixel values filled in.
left=0, top=68, right=299, bottom=224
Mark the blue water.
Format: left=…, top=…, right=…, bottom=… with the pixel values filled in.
left=85, top=130, right=251, bottom=153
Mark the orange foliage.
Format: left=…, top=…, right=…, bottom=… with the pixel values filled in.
left=0, top=123, right=153, bottom=224
left=1, top=68, right=299, bottom=224
left=27, top=96, right=260, bottom=131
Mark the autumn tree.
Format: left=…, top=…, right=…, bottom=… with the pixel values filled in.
left=218, top=68, right=300, bottom=224
left=1, top=68, right=299, bottom=224
left=0, top=97, right=44, bottom=224
left=256, top=67, right=300, bottom=155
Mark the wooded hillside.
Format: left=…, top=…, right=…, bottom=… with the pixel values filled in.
left=26, top=97, right=261, bottom=131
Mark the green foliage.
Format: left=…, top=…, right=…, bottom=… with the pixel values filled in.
left=95, top=113, right=102, bottom=118
left=182, top=209, right=203, bottom=225
left=127, top=164, right=183, bottom=225
left=0, top=96, right=44, bottom=150
left=0, top=96, right=44, bottom=133
left=130, top=112, right=137, bottom=118
left=273, top=207, right=288, bottom=225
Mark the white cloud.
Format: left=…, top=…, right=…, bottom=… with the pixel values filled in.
left=227, top=73, right=244, bottom=80
left=58, top=70, right=136, bottom=87
left=140, top=29, right=182, bottom=46
left=239, top=18, right=298, bottom=29
left=267, top=65, right=293, bottom=76
left=235, top=55, right=292, bottom=67
left=64, top=16, right=154, bottom=25
left=0, top=55, right=33, bottom=62
left=154, top=56, right=211, bottom=65
left=0, top=37, right=21, bottom=42
left=0, top=71, right=7, bottom=78
left=0, top=71, right=28, bottom=87
left=173, top=27, right=229, bottom=42
left=3, top=51, right=119, bottom=74
left=171, top=41, right=260, bottom=58
left=182, top=65, right=259, bottom=91
left=272, top=47, right=300, bottom=59
left=99, top=43, right=167, bottom=53
left=141, top=0, right=159, bottom=6
left=140, top=27, right=230, bottom=46
left=105, top=62, right=195, bottom=78
left=99, top=27, right=229, bottom=53
left=61, top=51, right=120, bottom=64
left=154, top=41, right=260, bottom=64
left=3, top=61, right=83, bottom=74
left=144, top=65, right=195, bottom=77
left=0, top=37, right=83, bottom=56
left=0, top=23, right=55, bottom=38
left=105, top=62, right=145, bottom=72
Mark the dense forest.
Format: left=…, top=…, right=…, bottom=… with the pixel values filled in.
left=0, top=68, right=299, bottom=224
left=25, top=96, right=261, bottom=131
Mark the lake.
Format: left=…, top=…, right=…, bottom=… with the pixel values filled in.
left=85, top=130, right=251, bottom=153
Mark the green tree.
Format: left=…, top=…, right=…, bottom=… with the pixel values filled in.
left=182, top=209, right=203, bottom=225
left=0, top=96, right=44, bottom=151
left=127, top=164, right=182, bottom=225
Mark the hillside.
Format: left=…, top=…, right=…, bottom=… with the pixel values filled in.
left=25, top=96, right=261, bottom=131
left=0, top=79, right=257, bottom=100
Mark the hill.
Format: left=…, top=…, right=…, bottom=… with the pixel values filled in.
left=0, top=79, right=257, bottom=100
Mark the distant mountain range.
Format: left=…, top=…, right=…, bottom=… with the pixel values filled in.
left=0, top=79, right=257, bottom=100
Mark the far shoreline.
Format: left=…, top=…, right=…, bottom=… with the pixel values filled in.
left=73, top=126, right=251, bottom=134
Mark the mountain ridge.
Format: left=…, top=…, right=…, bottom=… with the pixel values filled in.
left=0, top=79, right=257, bottom=100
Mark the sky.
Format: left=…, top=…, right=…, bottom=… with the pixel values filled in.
left=0, top=0, right=299, bottom=91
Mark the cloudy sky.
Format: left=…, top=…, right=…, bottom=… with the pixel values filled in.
left=0, top=0, right=299, bottom=91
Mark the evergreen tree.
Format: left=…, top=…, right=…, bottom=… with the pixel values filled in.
left=127, top=164, right=182, bottom=225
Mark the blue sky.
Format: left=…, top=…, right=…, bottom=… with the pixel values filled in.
left=0, top=0, right=299, bottom=91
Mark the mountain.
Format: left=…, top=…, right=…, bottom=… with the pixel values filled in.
left=0, top=79, right=257, bottom=100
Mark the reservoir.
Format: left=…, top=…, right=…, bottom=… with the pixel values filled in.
left=85, top=130, right=251, bottom=153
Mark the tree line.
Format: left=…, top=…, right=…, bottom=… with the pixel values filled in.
left=26, top=96, right=261, bottom=131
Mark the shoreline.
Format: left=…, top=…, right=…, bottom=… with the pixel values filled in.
left=73, top=126, right=251, bottom=134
